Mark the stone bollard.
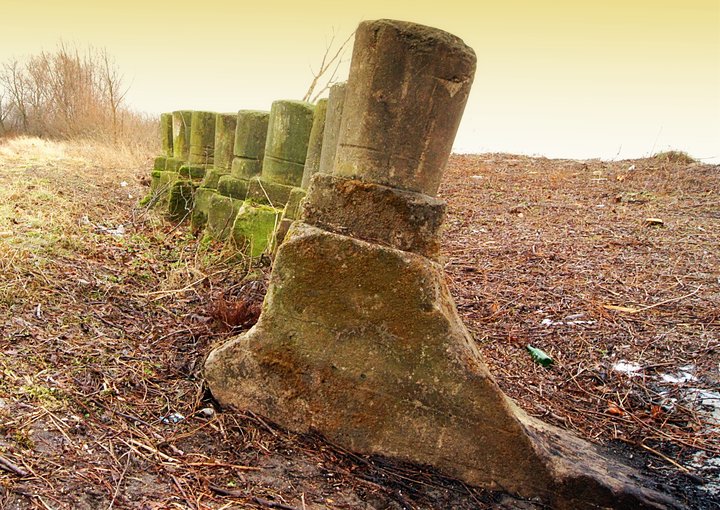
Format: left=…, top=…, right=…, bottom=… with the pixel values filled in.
left=188, top=111, right=216, bottom=165
left=214, top=113, right=237, bottom=172
left=232, top=110, right=270, bottom=180
left=172, top=110, right=192, bottom=161
left=261, top=100, right=315, bottom=188
left=205, top=19, right=681, bottom=510
left=317, top=82, right=346, bottom=175
left=300, top=98, right=328, bottom=189
left=160, top=113, right=173, bottom=158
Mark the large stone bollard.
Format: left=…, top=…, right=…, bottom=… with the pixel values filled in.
left=300, top=98, right=328, bottom=189
left=160, top=113, right=173, bottom=158
left=317, top=82, right=346, bottom=175
left=205, top=20, right=681, bottom=510
left=189, top=111, right=216, bottom=165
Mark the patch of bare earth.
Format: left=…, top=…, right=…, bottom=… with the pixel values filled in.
left=0, top=138, right=717, bottom=509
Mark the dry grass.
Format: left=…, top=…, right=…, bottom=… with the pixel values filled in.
left=0, top=139, right=717, bottom=509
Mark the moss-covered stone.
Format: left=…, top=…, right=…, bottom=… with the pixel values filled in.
left=231, top=202, right=282, bottom=258
left=153, top=155, right=168, bottom=171
left=172, top=110, right=192, bottom=161
left=148, top=170, right=179, bottom=208
left=231, top=157, right=263, bottom=180
left=301, top=98, right=328, bottom=189
left=161, top=113, right=174, bottom=157
left=189, top=111, right=217, bottom=165
left=234, top=110, right=269, bottom=159
left=214, top=113, right=237, bottom=170
left=191, top=187, right=217, bottom=233
left=283, top=187, right=306, bottom=221
left=246, top=177, right=294, bottom=207
left=207, top=194, right=242, bottom=240
left=261, top=155, right=305, bottom=187
left=168, top=180, right=196, bottom=220
left=200, top=168, right=228, bottom=190
left=179, top=164, right=207, bottom=180
left=165, top=157, right=184, bottom=172
left=264, top=100, right=315, bottom=164
left=217, top=175, right=249, bottom=200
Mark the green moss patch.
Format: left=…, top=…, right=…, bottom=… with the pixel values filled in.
left=179, top=164, right=207, bottom=180
left=168, top=180, right=196, bottom=220
left=246, top=177, right=294, bottom=207
left=207, top=194, right=242, bottom=240
left=191, top=188, right=217, bottom=233
left=217, top=175, right=249, bottom=200
left=153, top=155, right=168, bottom=171
left=231, top=202, right=282, bottom=258
left=231, top=157, right=263, bottom=179
left=261, top=155, right=305, bottom=187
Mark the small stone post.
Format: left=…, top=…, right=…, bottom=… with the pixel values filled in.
left=205, top=20, right=681, bottom=510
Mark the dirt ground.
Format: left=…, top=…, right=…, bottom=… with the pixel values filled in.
left=0, top=137, right=718, bottom=509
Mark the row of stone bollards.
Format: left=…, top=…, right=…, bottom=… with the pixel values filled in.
left=144, top=86, right=347, bottom=259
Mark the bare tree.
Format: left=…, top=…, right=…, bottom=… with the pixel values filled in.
left=99, top=48, right=129, bottom=143
left=0, top=59, right=30, bottom=131
left=302, top=29, right=354, bottom=103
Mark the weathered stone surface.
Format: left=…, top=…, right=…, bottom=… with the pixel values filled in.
left=217, top=175, right=249, bottom=200
left=168, top=180, right=196, bottom=220
left=153, top=155, right=168, bottom=171
left=246, top=177, right=294, bottom=207
left=231, top=157, right=263, bottom=180
left=231, top=202, right=282, bottom=258
left=172, top=110, right=192, bottom=161
left=179, top=164, right=206, bottom=180
left=189, top=111, right=216, bottom=165
left=200, top=168, right=228, bottom=190
left=334, top=20, right=475, bottom=196
left=300, top=98, right=328, bottom=189
left=191, top=188, right=216, bottom=233
left=318, top=82, right=346, bottom=175
left=207, top=194, right=242, bottom=240
left=234, top=110, right=269, bottom=159
left=261, top=155, right=305, bottom=187
left=205, top=18, right=680, bottom=510
left=303, top=173, right=445, bottom=259
left=160, top=113, right=173, bottom=157
left=283, top=187, right=306, bottom=221
left=214, top=113, right=237, bottom=170
left=206, top=224, right=681, bottom=510
left=264, top=100, right=314, bottom=165
left=165, top=157, right=184, bottom=172
left=149, top=170, right=178, bottom=208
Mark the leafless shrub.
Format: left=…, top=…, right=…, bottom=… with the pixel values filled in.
left=0, top=42, right=153, bottom=152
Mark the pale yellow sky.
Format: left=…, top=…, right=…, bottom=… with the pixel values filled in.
left=1, top=0, right=718, bottom=161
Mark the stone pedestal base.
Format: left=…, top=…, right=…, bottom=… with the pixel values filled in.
left=205, top=223, right=680, bottom=510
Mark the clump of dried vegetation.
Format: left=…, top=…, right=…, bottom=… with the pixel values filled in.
left=0, top=138, right=717, bottom=509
